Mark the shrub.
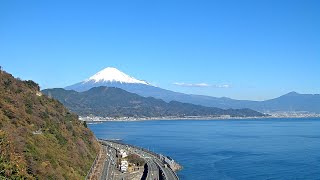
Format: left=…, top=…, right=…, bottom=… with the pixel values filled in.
left=24, top=80, right=39, bottom=91
left=3, top=79, right=12, bottom=88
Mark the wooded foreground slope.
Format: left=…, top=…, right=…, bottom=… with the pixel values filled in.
left=0, top=70, right=99, bottom=179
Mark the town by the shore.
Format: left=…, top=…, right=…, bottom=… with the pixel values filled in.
left=81, top=112, right=320, bottom=123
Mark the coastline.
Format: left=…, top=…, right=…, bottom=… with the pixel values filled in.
left=89, top=118, right=320, bottom=179
left=81, top=114, right=320, bottom=123
left=98, top=139, right=181, bottom=179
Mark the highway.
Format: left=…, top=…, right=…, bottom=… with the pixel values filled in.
left=126, top=146, right=177, bottom=180
left=99, top=139, right=179, bottom=180
left=153, top=158, right=177, bottom=180
left=145, top=157, right=159, bottom=180
left=100, top=146, right=116, bottom=180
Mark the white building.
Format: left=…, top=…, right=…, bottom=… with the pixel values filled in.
left=119, top=149, right=128, bottom=158
left=120, top=160, right=128, bottom=172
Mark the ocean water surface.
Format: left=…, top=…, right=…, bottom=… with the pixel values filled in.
left=89, top=118, right=320, bottom=180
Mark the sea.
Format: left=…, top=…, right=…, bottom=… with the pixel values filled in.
left=88, top=118, right=320, bottom=180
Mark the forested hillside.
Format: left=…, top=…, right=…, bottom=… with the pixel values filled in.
left=43, top=87, right=266, bottom=118
left=0, top=70, right=100, bottom=179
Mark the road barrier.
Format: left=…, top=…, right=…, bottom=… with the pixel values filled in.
left=98, top=139, right=179, bottom=180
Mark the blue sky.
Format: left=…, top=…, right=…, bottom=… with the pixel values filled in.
left=1, top=0, right=319, bottom=100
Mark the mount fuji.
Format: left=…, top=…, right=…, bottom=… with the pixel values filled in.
left=64, top=67, right=320, bottom=113
left=83, top=67, right=149, bottom=85
left=65, top=67, right=234, bottom=109
left=65, top=67, right=189, bottom=102
left=65, top=67, right=149, bottom=91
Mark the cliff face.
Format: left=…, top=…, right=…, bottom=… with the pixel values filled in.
left=0, top=70, right=99, bottom=179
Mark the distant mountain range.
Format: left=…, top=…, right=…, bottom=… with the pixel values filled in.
left=65, top=67, right=320, bottom=113
left=42, top=87, right=265, bottom=118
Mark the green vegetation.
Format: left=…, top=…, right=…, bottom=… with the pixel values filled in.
left=42, top=87, right=266, bottom=118
left=126, top=154, right=145, bottom=167
left=0, top=70, right=100, bottom=179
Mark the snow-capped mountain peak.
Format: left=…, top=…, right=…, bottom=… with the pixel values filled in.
left=85, top=67, right=149, bottom=85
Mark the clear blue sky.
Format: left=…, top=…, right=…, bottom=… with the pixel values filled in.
left=1, top=0, right=319, bottom=100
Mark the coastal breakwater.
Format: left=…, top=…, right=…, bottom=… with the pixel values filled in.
left=98, top=139, right=181, bottom=180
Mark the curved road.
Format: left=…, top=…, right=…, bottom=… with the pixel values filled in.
left=153, top=158, right=177, bottom=180
left=99, top=140, right=179, bottom=180
left=146, top=158, right=159, bottom=180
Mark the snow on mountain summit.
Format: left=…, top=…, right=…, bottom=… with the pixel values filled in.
left=86, top=67, right=149, bottom=85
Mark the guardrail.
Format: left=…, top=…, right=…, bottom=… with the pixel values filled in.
left=99, top=139, right=160, bottom=158
left=98, top=139, right=179, bottom=180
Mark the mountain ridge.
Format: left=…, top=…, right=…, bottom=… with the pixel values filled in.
left=65, top=67, right=320, bottom=113
left=43, top=87, right=266, bottom=118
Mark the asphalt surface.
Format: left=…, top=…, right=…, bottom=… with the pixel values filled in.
left=153, top=158, right=177, bottom=180
left=100, top=146, right=116, bottom=180
left=145, top=157, right=159, bottom=180
left=99, top=140, right=179, bottom=180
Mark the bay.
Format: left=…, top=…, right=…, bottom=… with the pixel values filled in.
left=89, top=118, right=320, bottom=180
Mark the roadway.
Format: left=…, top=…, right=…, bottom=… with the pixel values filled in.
left=145, top=157, right=159, bottom=180
left=100, top=146, right=116, bottom=180
left=153, top=157, right=177, bottom=180
left=99, top=139, right=179, bottom=180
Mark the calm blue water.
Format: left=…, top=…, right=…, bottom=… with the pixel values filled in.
left=89, top=118, right=320, bottom=180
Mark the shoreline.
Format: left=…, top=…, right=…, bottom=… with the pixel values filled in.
left=99, top=139, right=181, bottom=179
left=81, top=115, right=320, bottom=123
